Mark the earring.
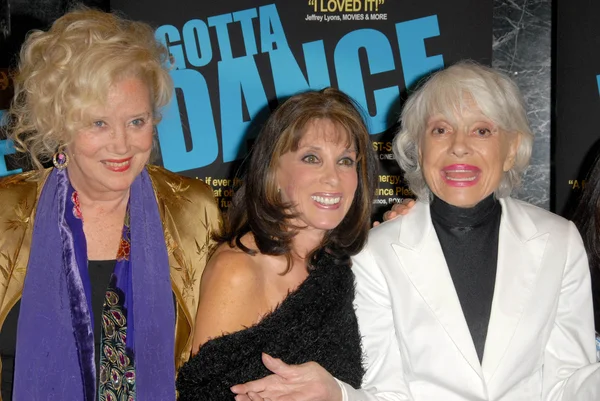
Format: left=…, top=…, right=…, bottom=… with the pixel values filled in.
left=52, top=150, right=69, bottom=170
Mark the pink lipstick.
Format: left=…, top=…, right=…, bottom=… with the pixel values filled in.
left=441, top=164, right=480, bottom=187
left=310, top=193, right=343, bottom=209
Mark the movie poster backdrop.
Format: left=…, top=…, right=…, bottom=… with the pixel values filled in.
left=1, top=0, right=493, bottom=219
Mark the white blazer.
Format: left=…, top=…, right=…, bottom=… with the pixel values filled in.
left=339, top=197, right=600, bottom=400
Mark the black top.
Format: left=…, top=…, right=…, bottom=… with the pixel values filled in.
left=430, top=194, right=501, bottom=362
left=0, top=260, right=115, bottom=401
left=88, top=260, right=118, bottom=387
left=176, top=253, right=365, bottom=400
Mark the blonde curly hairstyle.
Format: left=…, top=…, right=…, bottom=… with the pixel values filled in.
left=7, top=7, right=173, bottom=169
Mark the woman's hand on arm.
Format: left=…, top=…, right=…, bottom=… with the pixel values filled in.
left=232, top=246, right=414, bottom=401
left=231, top=353, right=342, bottom=401
left=372, top=199, right=416, bottom=227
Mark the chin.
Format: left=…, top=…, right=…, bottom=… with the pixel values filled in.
left=99, top=176, right=138, bottom=192
left=311, top=219, right=345, bottom=231
left=101, top=168, right=142, bottom=184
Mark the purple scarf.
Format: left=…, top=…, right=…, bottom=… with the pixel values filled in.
left=13, top=168, right=176, bottom=400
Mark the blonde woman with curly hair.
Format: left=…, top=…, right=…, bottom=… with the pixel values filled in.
left=0, top=8, right=219, bottom=401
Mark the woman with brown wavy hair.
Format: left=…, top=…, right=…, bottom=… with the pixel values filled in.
left=176, top=88, right=378, bottom=400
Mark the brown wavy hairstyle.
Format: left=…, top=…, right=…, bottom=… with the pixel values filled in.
left=218, top=88, right=378, bottom=272
left=6, top=7, right=173, bottom=169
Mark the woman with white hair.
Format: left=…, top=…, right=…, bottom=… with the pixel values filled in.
left=231, top=61, right=600, bottom=400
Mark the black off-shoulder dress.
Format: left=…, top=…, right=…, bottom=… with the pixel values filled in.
left=176, top=254, right=365, bottom=400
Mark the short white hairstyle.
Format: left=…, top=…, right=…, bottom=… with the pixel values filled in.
left=393, top=61, right=533, bottom=201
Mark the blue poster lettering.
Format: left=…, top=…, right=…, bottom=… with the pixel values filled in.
left=182, top=19, right=212, bottom=67
left=0, top=140, right=21, bottom=177
left=208, top=13, right=234, bottom=60
left=233, top=8, right=259, bottom=57
left=270, top=40, right=331, bottom=99
left=259, top=4, right=289, bottom=51
left=157, top=69, right=219, bottom=172
left=156, top=25, right=187, bottom=70
left=156, top=5, right=445, bottom=171
left=0, top=111, right=22, bottom=177
left=396, top=15, right=444, bottom=89
left=219, top=57, right=268, bottom=163
left=335, top=29, right=397, bottom=134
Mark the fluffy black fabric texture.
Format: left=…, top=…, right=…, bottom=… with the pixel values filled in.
left=176, top=253, right=365, bottom=400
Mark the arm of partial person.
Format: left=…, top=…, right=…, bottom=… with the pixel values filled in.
left=373, top=199, right=415, bottom=227
left=542, top=221, right=600, bottom=401
left=231, top=247, right=414, bottom=401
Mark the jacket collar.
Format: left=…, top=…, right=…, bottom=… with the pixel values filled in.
left=393, top=197, right=547, bottom=383
left=396, top=197, right=541, bottom=249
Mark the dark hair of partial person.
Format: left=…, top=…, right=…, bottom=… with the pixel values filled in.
left=216, top=88, right=378, bottom=273
left=571, top=150, right=600, bottom=330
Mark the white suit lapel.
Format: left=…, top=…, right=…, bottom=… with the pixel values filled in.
left=392, top=202, right=484, bottom=380
left=481, top=198, right=548, bottom=382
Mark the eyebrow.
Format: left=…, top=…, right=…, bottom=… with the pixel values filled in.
left=426, top=116, right=495, bottom=126
left=298, top=145, right=358, bottom=153
left=89, top=111, right=152, bottom=120
left=130, top=112, right=152, bottom=119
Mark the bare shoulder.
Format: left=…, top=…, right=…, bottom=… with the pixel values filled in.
left=201, top=243, right=262, bottom=294
left=192, top=240, right=266, bottom=351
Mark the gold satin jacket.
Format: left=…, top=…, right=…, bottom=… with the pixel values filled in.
left=0, top=165, right=221, bottom=397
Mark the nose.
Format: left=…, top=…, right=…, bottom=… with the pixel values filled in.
left=108, top=125, right=129, bottom=154
left=321, top=161, right=340, bottom=186
left=449, top=129, right=470, bottom=157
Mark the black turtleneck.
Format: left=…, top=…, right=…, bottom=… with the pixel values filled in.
left=430, top=194, right=501, bottom=363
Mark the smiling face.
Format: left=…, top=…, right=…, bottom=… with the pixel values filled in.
left=275, top=118, right=358, bottom=237
left=65, top=77, right=154, bottom=199
left=420, top=102, right=520, bottom=208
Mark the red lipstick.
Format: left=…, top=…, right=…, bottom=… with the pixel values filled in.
left=102, top=157, right=132, bottom=172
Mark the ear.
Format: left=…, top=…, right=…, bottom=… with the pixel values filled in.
left=503, top=131, right=521, bottom=172
left=269, top=169, right=283, bottom=199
